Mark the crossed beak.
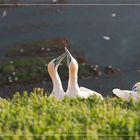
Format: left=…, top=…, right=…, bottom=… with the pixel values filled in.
left=54, top=48, right=71, bottom=66
left=54, top=53, right=66, bottom=66
left=65, top=47, right=71, bottom=64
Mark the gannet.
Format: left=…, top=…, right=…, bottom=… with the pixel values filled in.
left=52, top=0, right=58, bottom=4
left=112, top=82, right=140, bottom=102
left=1, top=10, right=7, bottom=18
left=65, top=48, right=103, bottom=100
left=48, top=53, right=66, bottom=99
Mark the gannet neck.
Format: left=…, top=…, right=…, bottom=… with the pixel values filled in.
left=51, top=70, right=64, bottom=94
left=66, top=66, right=80, bottom=97
left=48, top=53, right=66, bottom=99
left=68, top=77, right=79, bottom=90
left=69, top=69, right=78, bottom=80
left=67, top=80, right=80, bottom=97
left=68, top=59, right=79, bottom=86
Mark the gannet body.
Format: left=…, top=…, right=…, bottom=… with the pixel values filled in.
left=48, top=53, right=66, bottom=100
left=112, top=82, right=140, bottom=102
left=65, top=48, right=103, bottom=100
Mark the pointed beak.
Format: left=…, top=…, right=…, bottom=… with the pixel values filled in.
left=54, top=53, right=66, bottom=66
left=65, top=47, right=71, bottom=64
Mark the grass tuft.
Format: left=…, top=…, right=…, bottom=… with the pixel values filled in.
left=0, top=89, right=139, bottom=139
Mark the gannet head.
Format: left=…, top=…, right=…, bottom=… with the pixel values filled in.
left=132, top=82, right=140, bottom=92
left=65, top=47, right=78, bottom=77
left=48, top=53, right=66, bottom=78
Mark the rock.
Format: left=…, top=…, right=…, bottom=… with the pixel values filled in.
left=92, top=65, right=102, bottom=78
left=104, top=65, right=121, bottom=77
left=76, top=56, right=87, bottom=64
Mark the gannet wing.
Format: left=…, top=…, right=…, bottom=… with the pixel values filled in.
left=112, top=88, right=139, bottom=101
left=79, top=87, right=104, bottom=100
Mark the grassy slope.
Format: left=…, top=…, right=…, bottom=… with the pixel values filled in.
left=0, top=89, right=140, bottom=140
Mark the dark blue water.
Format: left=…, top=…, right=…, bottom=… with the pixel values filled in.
left=0, top=0, right=140, bottom=96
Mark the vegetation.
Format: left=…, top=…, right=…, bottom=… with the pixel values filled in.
left=0, top=57, right=101, bottom=87
left=0, top=39, right=120, bottom=87
left=0, top=89, right=139, bottom=139
left=0, top=58, right=120, bottom=87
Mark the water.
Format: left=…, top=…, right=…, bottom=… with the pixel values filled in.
left=0, top=0, right=140, bottom=97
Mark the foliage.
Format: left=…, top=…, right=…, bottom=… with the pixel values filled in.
left=0, top=89, right=140, bottom=139
left=1, top=65, right=16, bottom=74
left=0, top=58, right=96, bottom=87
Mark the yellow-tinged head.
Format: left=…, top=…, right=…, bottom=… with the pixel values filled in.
left=65, top=47, right=78, bottom=78
left=48, top=53, right=66, bottom=79
left=132, top=82, right=140, bottom=92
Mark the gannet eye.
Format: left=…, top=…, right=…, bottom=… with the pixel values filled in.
left=53, top=59, right=58, bottom=67
left=132, top=86, right=137, bottom=91
left=53, top=59, right=57, bottom=63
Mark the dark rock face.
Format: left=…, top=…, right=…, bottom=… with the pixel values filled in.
left=104, top=65, right=121, bottom=77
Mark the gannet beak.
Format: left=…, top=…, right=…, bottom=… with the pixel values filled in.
left=65, top=47, right=72, bottom=64
left=54, top=53, right=66, bottom=67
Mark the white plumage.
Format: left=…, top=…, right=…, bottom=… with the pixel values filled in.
left=112, top=82, right=140, bottom=102
left=65, top=47, right=103, bottom=100
left=48, top=53, right=66, bottom=100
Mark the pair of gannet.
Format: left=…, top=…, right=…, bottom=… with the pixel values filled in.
left=112, top=82, right=140, bottom=102
left=48, top=48, right=104, bottom=100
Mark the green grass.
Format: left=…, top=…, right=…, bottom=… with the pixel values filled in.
left=0, top=57, right=99, bottom=87
left=0, top=89, right=140, bottom=139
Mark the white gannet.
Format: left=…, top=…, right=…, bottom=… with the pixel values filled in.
left=65, top=47, right=103, bottom=100
left=52, top=0, right=58, bottom=4
left=48, top=53, right=66, bottom=99
left=1, top=10, right=7, bottom=18
left=112, top=82, right=140, bottom=102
